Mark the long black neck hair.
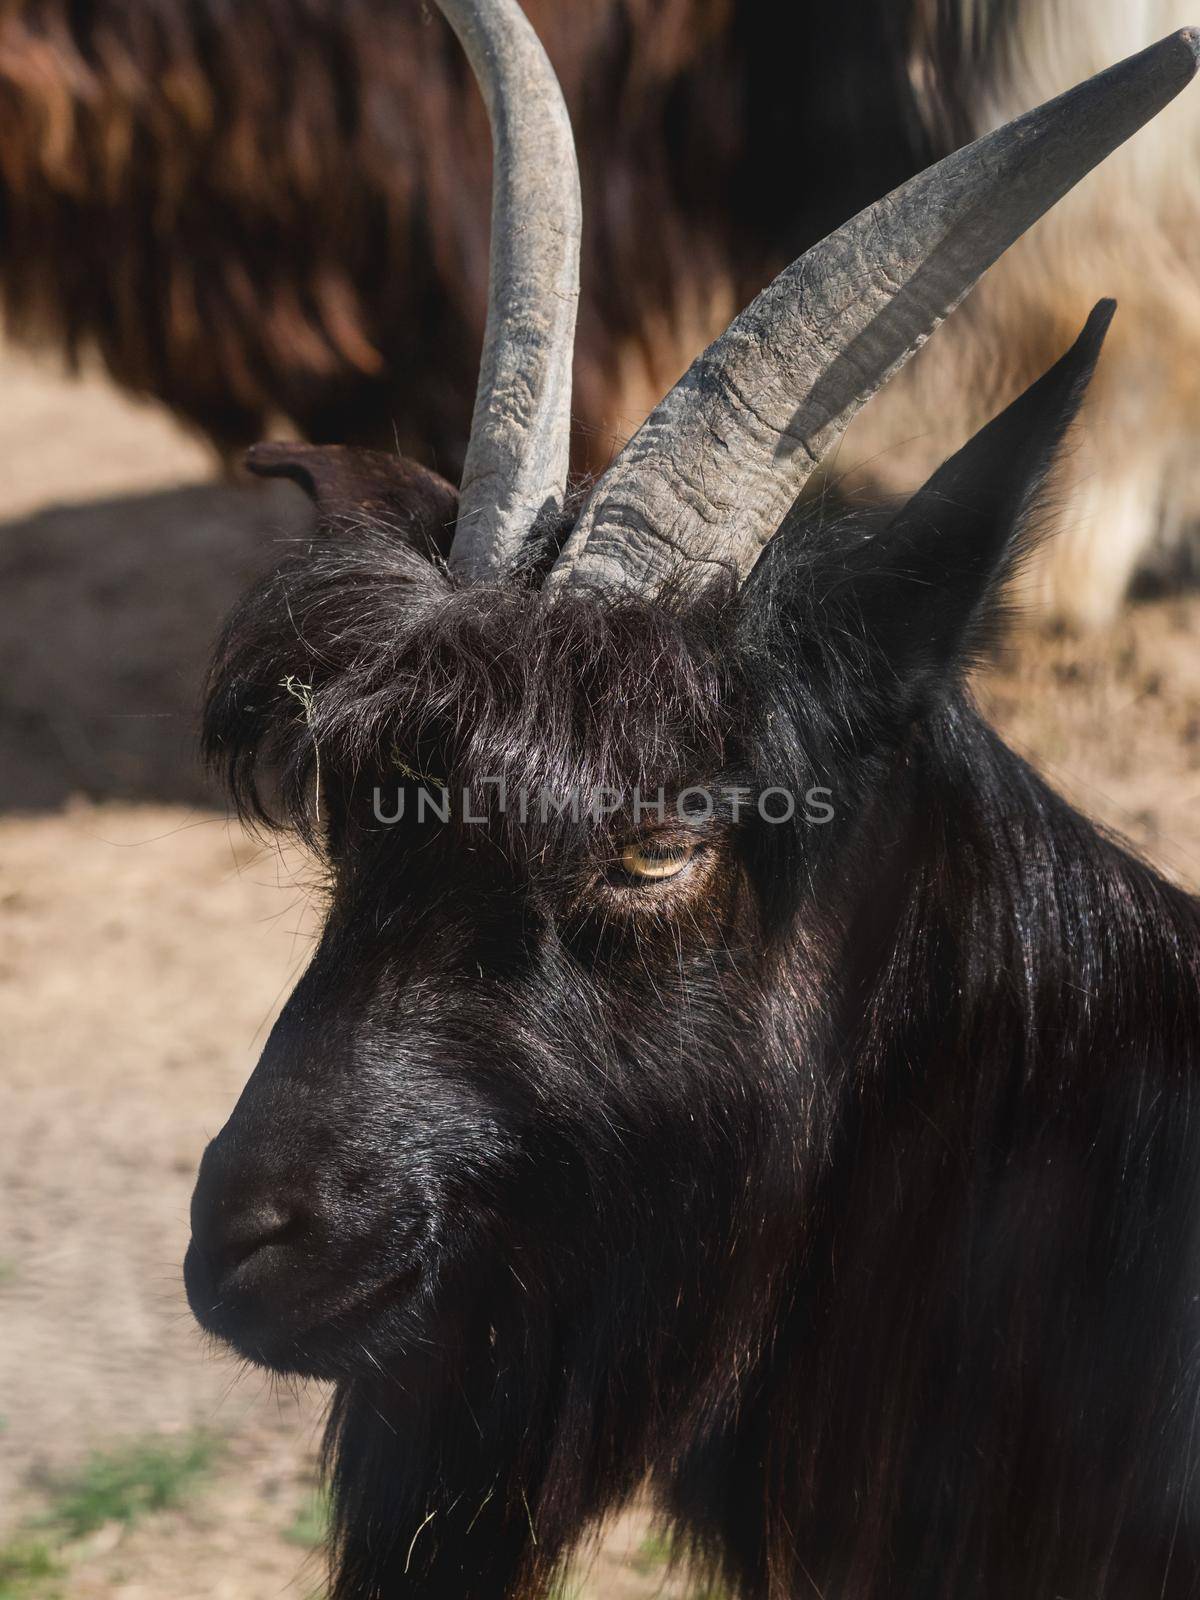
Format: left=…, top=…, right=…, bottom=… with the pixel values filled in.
left=204, top=308, right=1200, bottom=1600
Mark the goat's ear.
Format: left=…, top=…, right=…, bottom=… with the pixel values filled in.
left=849, top=298, right=1114, bottom=707
left=245, top=443, right=458, bottom=560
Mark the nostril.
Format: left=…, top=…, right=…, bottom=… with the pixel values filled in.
left=227, top=1204, right=293, bottom=1260
left=208, top=1200, right=310, bottom=1282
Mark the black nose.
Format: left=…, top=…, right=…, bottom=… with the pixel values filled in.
left=187, top=1138, right=313, bottom=1299
left=201, top=1198, right=300, bottom=1277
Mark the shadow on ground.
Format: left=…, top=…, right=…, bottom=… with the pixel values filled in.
left=0, top=478, right=313, bottom=810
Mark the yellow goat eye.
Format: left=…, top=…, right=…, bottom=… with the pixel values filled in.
left=619, top=839, right=697, bottom=882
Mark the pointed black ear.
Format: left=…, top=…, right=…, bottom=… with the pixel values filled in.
left=851, top=297, right=1114, bottom=702
left=245, top=443, right=459, bottom=560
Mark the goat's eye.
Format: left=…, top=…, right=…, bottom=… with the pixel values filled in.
left=619, top=838, right=697, bottom=882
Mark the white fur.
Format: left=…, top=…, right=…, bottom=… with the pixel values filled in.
left=839, top=0, right=1200, bottom=625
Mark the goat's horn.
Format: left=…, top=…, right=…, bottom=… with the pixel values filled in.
left=548, top=28, right=1200, bottom=595
left=436, top=0, right=581, bottom=582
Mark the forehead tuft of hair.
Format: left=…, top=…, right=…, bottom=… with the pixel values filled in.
left=202, top=520, right=747, bottom=849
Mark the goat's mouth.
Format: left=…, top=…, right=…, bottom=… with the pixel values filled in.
left=183, top=1236, right=424, bottom=1379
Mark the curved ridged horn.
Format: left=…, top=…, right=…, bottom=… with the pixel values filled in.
left=436, top=0, right=582, bottom=582
left=549, top=28, right=1200, bottom=596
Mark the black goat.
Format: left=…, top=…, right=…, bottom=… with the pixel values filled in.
left=186, top=7, right=1200, bottom=1597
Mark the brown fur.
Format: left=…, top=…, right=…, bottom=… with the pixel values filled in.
left=0, top=0, right=916, bottom=468
left=3, top=0, right=1198, bottom=620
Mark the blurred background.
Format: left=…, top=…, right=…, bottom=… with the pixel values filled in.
left=3, top=1, right=1200, bottom=1595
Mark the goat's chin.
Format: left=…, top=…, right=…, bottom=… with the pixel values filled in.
left=183, top=1237, right=421, bottom=1379
left=214, top=1320, right=351, bottom=1381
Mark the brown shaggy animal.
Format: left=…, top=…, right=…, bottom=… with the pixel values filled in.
left=0, top=0, right=916, bottom=466
left=1, top=0, right=1198, bottom=620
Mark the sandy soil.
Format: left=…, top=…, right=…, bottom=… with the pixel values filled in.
left=1, top=339, right=1197, bottom=1597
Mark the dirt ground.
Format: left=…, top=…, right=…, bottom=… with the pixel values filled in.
left=1, top=338, right=1198, bottom=1598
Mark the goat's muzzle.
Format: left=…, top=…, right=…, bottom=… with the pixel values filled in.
left=184, top=1123, right=426, bottom=1377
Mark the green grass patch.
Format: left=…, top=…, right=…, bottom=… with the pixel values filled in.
left=44, top=1430, right=218, bottom=1539
left=0, top=1430, right=220, bottom=1599
left=631, top=1528, right=729, bottom=1598
left=0, top=1537, right=64, bottom=1600
left=285, top=1489, right=330, bottom=1549
left=632, top=1526, right=674, bottom=1574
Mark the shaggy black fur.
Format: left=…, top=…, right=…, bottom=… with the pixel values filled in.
left=188, top=306, right=1200, bottom=1599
